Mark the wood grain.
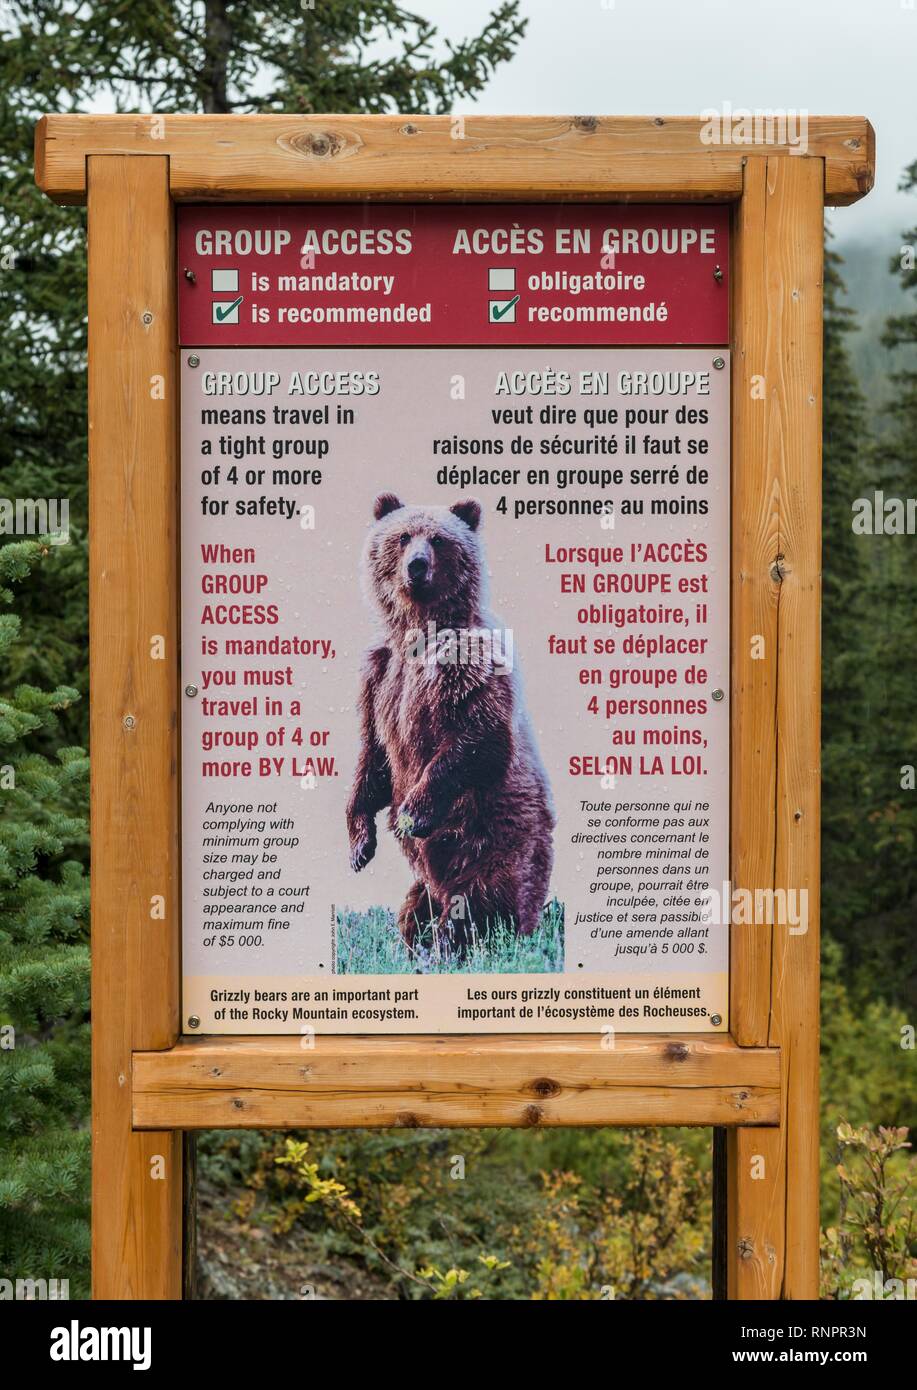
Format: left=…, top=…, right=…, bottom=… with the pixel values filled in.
left=725, top=157, right=824, bottom=1300
left=768, top=156, right=824, bottom=1300
left=88, top=155, right=182, bottom=1299
left=57, top=109, right=839, bottom=1300
left=35, top=114, right=874, bottom=206
left=730, top=159, right=778, bottom=1046
left=132, top=1034, right=780, bottom=1129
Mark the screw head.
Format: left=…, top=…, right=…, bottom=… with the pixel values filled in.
left=183, top=267, right=197, bottom=283
left=185, top=684, right=198, bottom=698
left=122, top=713, right=136, bottom=730
left=712, top=356, right=725, bottom=370
left=188, top=353, right=200, bottom=368
left=710, top=1014, right=723, bottom=1027
left=141, top=310, right=154, bottom=326
left=187, top=1015, right=201, bottom=1030
left=712, top=688, right=725, bottom=702
left=713, top=265, right=724, bottom=283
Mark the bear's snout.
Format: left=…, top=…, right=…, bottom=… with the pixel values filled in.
left=403, top=539, right=435, bottom=593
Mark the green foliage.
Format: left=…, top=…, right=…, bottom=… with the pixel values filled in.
left=820, top=936, right=912, bottom=1223
left=821, top=240, right=873, bottom=934
left=821, top=192, right=917, bottom=1008
left=336, top=899, right=565, bottom=973
left=204, top=1125, right=710, bottom=1300
left=820, top=164, right=917, bottom=1008
left=0, top=545, right=89, bottom=1294
left=821, top=1123, right=916, bottom=1299
left=0, top=0, right=526, bottom=118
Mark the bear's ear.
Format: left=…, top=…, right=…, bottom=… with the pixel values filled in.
left=450, top=498, right=481, bottom=532
left=373, top=493, right=403, bottom=521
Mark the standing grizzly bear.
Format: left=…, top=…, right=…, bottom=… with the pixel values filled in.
left=346, top=493, right=554, bottom=955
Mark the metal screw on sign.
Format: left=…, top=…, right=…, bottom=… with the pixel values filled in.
left=185, top=684, right=198, bottom=698
left=141, top=310, right=153, bottom=326
left=712, top=688, right=725, bottom=702
left=187, top=1016, right=200, bottom=1030
left=188, top=354, right=200, bottom=368
left=122, top=714, right=136, bottom=730
left=712, top=356, right=725, bottom=370
left=713, top=265, right=724, bottom=282
left=183, top=268, right=196, bottom=283
left=710, top=1014, right=723, bottom=1027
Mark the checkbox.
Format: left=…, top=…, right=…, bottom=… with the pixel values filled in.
left=212, top=297, right=242, bottom=325
left=211, top=268, right=239, bottom=293
left=489, top=295, right=519, bottom=324
left=488, top=267, right=515, bottom=292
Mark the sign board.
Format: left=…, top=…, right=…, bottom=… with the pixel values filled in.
left=179, top=206, right=730, bottom=1034
left=41, top=109, right=866, bottom=1301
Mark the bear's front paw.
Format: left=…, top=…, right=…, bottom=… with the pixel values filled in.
left=395, top=792, right=438, bottom=840
left=349, top=823, right=376, bottom=871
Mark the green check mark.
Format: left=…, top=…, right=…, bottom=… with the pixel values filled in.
left=215, top=295, right=243, bottom=321
left=490, top=294, right=520, bottom=321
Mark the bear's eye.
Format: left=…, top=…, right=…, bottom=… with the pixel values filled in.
left=399, top=533, right=410, bottom=548
left=430, top=535, right=444, bottom=548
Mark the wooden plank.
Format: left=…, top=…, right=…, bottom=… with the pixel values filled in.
left=769, top=156, right=823, bottom=1301
left=35, top=113, right=874, bottom=206
left=132, top=1034, right=780, bottom=1129
left=88, top=154, right=182, bottom=1299
left=134, top=1084, right=779, bottom=1130
left=730, top=159, right=778, bottom=1045
left=725, top=156, right=824, bottom=1301
left=726, top=1128, right=785, bottom=1299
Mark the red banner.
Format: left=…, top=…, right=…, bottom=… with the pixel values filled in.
left=177, top=205, right=728, bottom=347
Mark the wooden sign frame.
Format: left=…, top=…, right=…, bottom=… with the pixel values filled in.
left=34, top=113, right=874, bottom=1301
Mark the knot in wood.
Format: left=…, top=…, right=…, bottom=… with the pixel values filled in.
left=574, top=116, right=598, bottom=133
left=523, top=1104, right=543, bottom=1126
left=285, top=129, right=349, bottom=161
left=664, top=1042, right=690, bottom=1062
left=528, top=1076, right=561, bottom=1098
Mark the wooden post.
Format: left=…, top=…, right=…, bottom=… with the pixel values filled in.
left=31, top=114, right=865, bottom=1303
left=88, top=155, right=182, bottom=1298
left=726, top=155, right=824, bottom=1299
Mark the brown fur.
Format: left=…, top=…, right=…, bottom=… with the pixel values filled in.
left=346, top=494, right=554, bottom=955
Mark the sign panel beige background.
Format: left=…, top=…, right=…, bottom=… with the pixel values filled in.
left=181, top=348, right=729, bottom=1033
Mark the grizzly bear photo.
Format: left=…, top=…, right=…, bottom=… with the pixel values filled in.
left=346, top=492, right=555, bottom=958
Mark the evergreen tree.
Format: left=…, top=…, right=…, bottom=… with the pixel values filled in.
left=820, top=166, right=917, bottom=1008
left=1, top=0, right=524, bottom=1295
left=821, top=239, right=873, bottom=937
left=0, top=542, right=89, bottom=1294
left=852, top=163, right=917, bottom=1006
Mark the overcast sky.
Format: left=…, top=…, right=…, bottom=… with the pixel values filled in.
left=417, top=0, right=915, bottom=247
